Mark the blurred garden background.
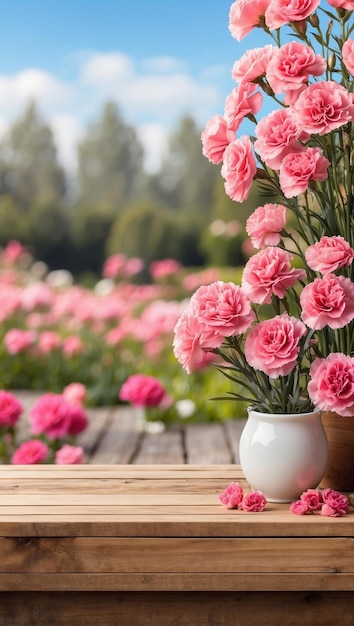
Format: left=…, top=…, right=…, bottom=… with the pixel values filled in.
left=0, top=0, right=272, bottom=426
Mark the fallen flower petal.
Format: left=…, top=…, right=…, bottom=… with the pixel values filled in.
left=290, top=500, right=309, bottom=515
left=219, top=482, right=244, bottom=509
left=238, top=490, right=267, bottom=512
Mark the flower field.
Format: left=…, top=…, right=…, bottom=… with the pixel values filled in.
left=0, top=241, right=243, bottom=428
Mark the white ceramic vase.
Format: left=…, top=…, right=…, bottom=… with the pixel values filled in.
left=239, top=408, right=328, bottom=503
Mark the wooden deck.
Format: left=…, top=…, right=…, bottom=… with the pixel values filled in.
left=14, top=392, right=247, bottom=465
left=0, top=464, right=353, bottom=626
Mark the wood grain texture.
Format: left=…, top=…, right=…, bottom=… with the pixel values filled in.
left=1, top=536, right=354, bottom=576
left=132, top=427, right=185, bottom=464
left=1, top=591, right=354, bottom=626
left=0, top=464, right=353, bottom=625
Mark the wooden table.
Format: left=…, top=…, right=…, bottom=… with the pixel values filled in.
left=0, top=465, right=353, bottom=626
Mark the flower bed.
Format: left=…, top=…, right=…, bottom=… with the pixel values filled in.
left=0, top=242, right=243, bottom=431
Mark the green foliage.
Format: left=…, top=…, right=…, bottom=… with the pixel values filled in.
left=0, top=102, right=66, bottom=210
left=148, top=115, right=218, bottom=212
left=70, top=205, right=116, bottom=276
left=24, top=200, right=71, bottom=266
left=0, top=196, right=26, bottom=245
left=199, top=223, right=246, bottom=268
left=77, top=101, right=144, bottom=211
left=0, top=319, right=137, bottom=408
left=107, top=200, right=178, bottom=266
left=0, top=103, right=254, bottom=277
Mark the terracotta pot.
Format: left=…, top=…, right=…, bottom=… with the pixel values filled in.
left=320, top=411, right=354, bottom=492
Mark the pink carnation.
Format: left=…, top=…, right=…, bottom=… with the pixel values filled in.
left=290, top=499, right=309, bottom=515
left=201, top=115, right=235, bottom=164
left=242, top=247, right=306, bottom=305
left=228, top=0, right=269, bottom=41
left=245, top=313, right=307, bottom=378
left=238, top=490, right=267, bottom=512
left=300, top=489, right=322, bottom=511
left=63, top=383, right=87, bottom=407
left=305, top=236, right=354, bottom=274
left=266, top=41, right=326, bottom=98
left=103, top=253, right=127, bottom=279
left=55, top=444, right=84, bottom=465
left=119, top=374, right=168, bottom=407
left=232, top=45, right=275, bottom=84
left=11, top=439, right=48, bottom=465
left=292, top=81, right=354, bottom=135
left=322, top=489, right=349, bottom=516
left=279, top=147, right=330, bottom=198
left=308, top=353, right=354, bottom=416
left=265, top=0, right=321, bottom=30
left=246, top=203, right=287, bottom=249
left=173, top=282, right=255, bottom=371
left=224, top=84, right=262, bottom=132
left=122, top=257, right=144, bottom=277
left=173, top=312, right=214, bottom=374
left=63, top=336, right=84, bottom=356
left=342, top=39, right=354, bottom=77
left=221, top=136, right=257, bottom=203
left=4, top=329, right=36, bottom=354
left=37, top=331, right=61, bottom=354
left=0, top=391, right=23, bottom=427
left=66, top=404, right=88, bottom=436
left=300, top=274, right=354, bottom=330
left=219, top=482, right=244, bottom=509
left=21, top=282, right=53, bottom=311
left=189, top=281, right=256, bottom=348
left=327, top=0, right=354, bottom=9
left=149, top=258, right=182, bottom=279
left=2, top=240, right=27, bottom=263
left=255, top=108, right=308, bottom=170
left=30, top=393, right=76, bottom=439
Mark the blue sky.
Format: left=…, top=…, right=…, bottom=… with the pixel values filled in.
left=0, top=0, right=263, bottom=172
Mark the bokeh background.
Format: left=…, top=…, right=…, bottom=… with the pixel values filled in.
left=0, top=0, right=268, bottom=278
left=0, top=0, right=273, bottom=428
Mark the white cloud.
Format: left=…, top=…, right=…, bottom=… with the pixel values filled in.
left=136, top=123, right=169, bottom=173
left=50, top=114, right=84, bottom=171
left=0, top=52, right=225, bottom=175
left=141, top=56, right=187, bottom=73
left=0, top=69, right=73, bottom=113
left=199, top=63, right=232, bottom=82
left=81, top=52, right=134, bottom=85
left=127, top=73, right=218, bottom=121
left=78, top=51, right=220, bottom=124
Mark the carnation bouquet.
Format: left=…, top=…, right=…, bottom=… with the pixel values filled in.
left=173, top=0, right=354, bottom=416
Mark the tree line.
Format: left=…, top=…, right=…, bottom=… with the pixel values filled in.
left=0, top=100, right=265, bottom=279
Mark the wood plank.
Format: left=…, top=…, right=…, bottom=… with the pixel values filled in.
left=0, top=465, right=241, bottom=477
left=1, top=537, right=353, bottom=574
left=76, top=406, right=112, bottom=458
left=0, top=505, right=229, bottom=515
left=83, top=408, right=144, bottom=464
left=185, top=423, right=234, bottom=464
left=1, top=572, right=354, bottom=592
left=0, top=477, right=233, bottom=493
left=0, top=493, right=220, bottom=505
left=132, top=427, right=185, bottom=464
left=0, top=591, right=353, bottom=626
left=1, top=514, right=354, bottom=538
